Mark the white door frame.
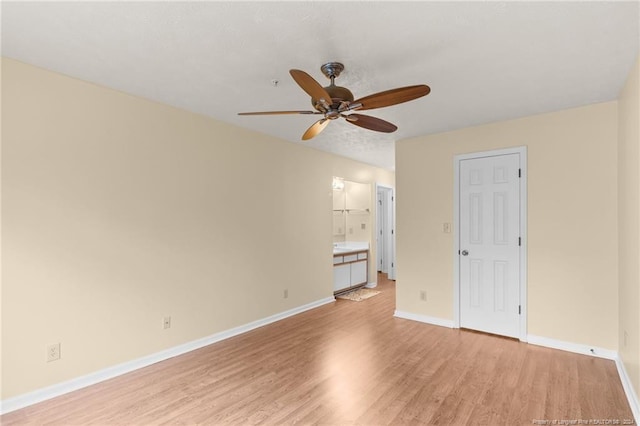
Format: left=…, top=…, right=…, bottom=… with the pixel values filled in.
left=375, top=183, right=396, bottom=280
left=453, top=146, right=528, bottom=341
left=376, top=190, right=384, bottom=273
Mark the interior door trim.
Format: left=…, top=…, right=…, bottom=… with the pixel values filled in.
left=375, top=182, right=396, bottom=280
left=453, top=146, right=528, bottom=341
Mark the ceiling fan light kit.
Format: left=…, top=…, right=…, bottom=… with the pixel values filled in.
left=238, top=62, right=430, bottom=140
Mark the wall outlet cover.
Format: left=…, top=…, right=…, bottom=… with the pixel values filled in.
left=47, top=343, right=61, bottom=362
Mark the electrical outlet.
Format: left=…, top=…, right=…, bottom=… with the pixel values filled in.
left=47, top=343, right=61, bottom=362
left=163, top=316, right=171, bottom=330
left=443, top=223, right=452, bottom=233
left=361, top=223, right=366, bottom=230
left=283, top=289, right=288, bottom=299
left=420, top=290, right=427, bottom=301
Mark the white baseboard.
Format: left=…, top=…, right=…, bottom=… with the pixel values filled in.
left=615, top=355, right=640, bottom=424
left=0, top=296, right=336, bottom=415
left=527, top=334, right=618, bottom=360
left=393, top=310, right=455, bottom=328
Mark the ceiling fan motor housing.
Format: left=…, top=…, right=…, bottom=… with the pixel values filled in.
left=313, top=85, right=354, bottom=111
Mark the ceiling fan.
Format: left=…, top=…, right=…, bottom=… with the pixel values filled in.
left=238, top=62, right=431, bottom=140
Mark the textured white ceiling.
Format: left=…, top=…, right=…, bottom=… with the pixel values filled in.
left=2, top=1, right=638, bottom=170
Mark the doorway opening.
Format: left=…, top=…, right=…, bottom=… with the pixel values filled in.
left=376, top=184, right=396, bottom=281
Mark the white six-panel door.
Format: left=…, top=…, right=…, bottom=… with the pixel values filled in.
left=459, top=153, right=521, bottom=338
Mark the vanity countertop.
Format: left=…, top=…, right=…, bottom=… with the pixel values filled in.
left=333, top=243, right=369, bottom=256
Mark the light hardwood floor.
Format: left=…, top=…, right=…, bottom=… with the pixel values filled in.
left=2, top=274, right=634, bottom=425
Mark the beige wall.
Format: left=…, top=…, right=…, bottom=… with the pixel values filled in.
left=396, top=101, right=619, bottom=350
left=0, top=58, right=393, bottom=399
left=618, top=54, right=640, bottom=397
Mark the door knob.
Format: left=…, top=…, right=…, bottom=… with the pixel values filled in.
left=461, top=250, right=469, bottom=256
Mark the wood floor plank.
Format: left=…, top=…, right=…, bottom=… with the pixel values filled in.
left=1, top=274, right=634, bottom=425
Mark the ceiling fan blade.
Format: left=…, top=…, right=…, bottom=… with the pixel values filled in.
left=344, top=113, right=398, bottom=133
left=353, top=85, right=431, bottom=111
left=290, top=69, right=333, bottom=108
left=238, top=110, right=318, bottom=115
left=302, top=119, right=330, bottom=140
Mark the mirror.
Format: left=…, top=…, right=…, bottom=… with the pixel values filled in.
left=333, top=178, right=371, bottom=243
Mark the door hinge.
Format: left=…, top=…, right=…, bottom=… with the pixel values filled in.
left=391, top=262, right=394, bottom=267
left=392, top=196, right=394, bottom=202
left=391, top=229, right=394, bottom=235
left=518, top=168, right=522, bottom=178
left=519, top=305, right=521, bottom=315
left=518, top=237, right=521, bottom=246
